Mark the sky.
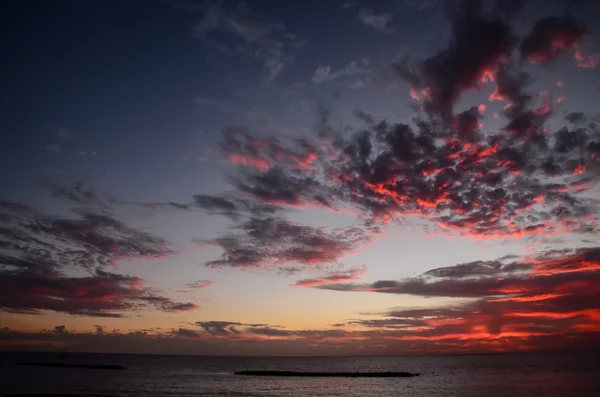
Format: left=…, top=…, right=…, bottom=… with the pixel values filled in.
left=2, top=0, right=600, bottom=356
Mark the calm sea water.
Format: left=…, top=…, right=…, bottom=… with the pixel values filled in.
left=1, top=351, right=599, bottom=397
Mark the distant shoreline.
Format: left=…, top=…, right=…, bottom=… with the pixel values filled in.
left=235, top=370, right=419, bottom=377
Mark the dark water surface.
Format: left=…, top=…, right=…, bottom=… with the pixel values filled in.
left=1, top=351, right=599, bottom=396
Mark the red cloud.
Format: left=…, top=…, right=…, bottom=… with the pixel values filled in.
left=520, top=16, right=589, bottom=64
left=575, top=47, right=600, bottom=69
left=222, top=128, right=319, bottom=174
left=0, top=201, right=197, bottom=317
left=1, top=270, right=199, bottom=317
left=316, top=247, right=600, bottom=351
left=229, top=154, right=271, bottom=171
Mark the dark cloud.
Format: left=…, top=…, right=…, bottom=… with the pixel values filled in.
left=554, top=125, right=588, bottom=153
left=395, top=0, right=514, bottom=120
left=520, top=16, right=588, bottom=63
left=195, top=321, right=269, bottom=336
left=218, top=128, right=337, bottom=211
left=490, top=64, right=531, bottom=105
left=0, top=267, right=198, bottom=317
left=423, top=259, right=525, bottom=279
left=564, top=112, right=586, bottom=124
left=246, top=327, right=349, bottom=339
left=278, top=266, right=305, bottom=277
left=453, top=106, right=485, bottom=140
left=319, top=108, right=599, bottom=238
left=1, top=270, right=134, bottom=317
left=137, top=296, right=199, bottom=313
left=37, top=177, right=194, bottom=212
left=0, top=201, right=172, bottom=272
left=292, top=266, right=367, bottom=287
left=0, top=201, right=197, bottom=317
left=203, top=88, right=600, bottom=280
left=173, top=328, right=203, bottom=338
left=212, top=87, right=600, bottom=249
left=310, top=247, right=600, bottom=349
left=36, top=177, right=282, bottom=220
left=204, top=217, right=369, bottom=269
left=232, top=168, right=332, bottom=208
left=320, top=247, right=600, bottom=297
left=190, top=5, right=590, bottom=245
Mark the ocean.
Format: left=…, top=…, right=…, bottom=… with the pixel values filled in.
left=1, top=351, right=599, bottom=396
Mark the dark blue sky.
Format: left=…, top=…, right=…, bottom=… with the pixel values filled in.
left=0, top=1, right=441, bottom=217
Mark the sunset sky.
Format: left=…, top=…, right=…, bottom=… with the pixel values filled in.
left=2, top=0, right=600, bottom=356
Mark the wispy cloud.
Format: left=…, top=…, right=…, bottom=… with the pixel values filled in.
left=338, top=1, right=358, bottom=10
left=358, top=8, right=393, bottom=33
left=43, top=144, right=60, bottom=153
left=184, top=280, right=214, bottom=289
left=35, top=176, right=282, bottom=220
left=194, top=0, right=305, bottom=84
left=36, top=177, right=117, bottom=209
left=52, top=126, right=70, bottom=140
left=312, top=58, right=371, bottom=84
